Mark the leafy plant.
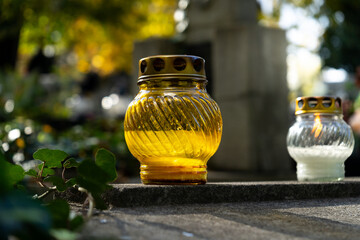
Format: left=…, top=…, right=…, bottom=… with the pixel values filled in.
left=0, top=147, right=118, bottom=240
left=1, top=0, right=176, bottom=74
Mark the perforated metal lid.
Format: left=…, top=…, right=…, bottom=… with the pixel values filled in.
left=138, top=55, right=206, bottom=82
left=295, top=96, right=342, bottom=115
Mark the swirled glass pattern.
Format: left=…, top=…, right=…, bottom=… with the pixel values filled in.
left=287, top=113, right=354, bottom=181
left=125, top=81, right=222, bottom=184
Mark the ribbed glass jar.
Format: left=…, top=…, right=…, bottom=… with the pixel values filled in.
left=287, top=96, right=354, bottom=181
left=124, top=55, right=222, bottom=185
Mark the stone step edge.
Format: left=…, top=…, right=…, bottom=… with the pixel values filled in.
left=59, top=178, right=360, bottom=208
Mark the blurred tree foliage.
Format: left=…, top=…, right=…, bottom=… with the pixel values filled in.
left=258, top=0, right=314, bottom=27
left=0, top=0, right=176, bottom=75
left=318, top=0, right=360, bottom=73
left=0, top=0, right=176, bottom=179
left=258, top=0, right=360, bottom=73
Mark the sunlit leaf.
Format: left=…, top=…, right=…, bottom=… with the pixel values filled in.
left=33, top=149, right=68, bottom=168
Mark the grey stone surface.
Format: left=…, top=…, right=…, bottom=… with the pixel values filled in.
left=62, top=179, right=360, bottom=208
left=209, top=99, right=254, bottom=170
left=207, top=170, right=297, bottom=182
left=185, top=0, right=258, bottom=44
left=211, top=24, right=289, bottom=172
left=76, top=197, right=360, bottom=240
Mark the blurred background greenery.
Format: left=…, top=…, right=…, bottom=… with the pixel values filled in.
left=0, top=0, right=176, bottom=181
left=1, top=0, right=360, bottom=180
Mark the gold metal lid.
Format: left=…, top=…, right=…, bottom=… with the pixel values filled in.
left=138, top=55, right=206, bottom=82
left=295, top=96, right=342, bottom=115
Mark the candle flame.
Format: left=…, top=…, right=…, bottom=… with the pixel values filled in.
left=311, top=114, right=323, bottom=138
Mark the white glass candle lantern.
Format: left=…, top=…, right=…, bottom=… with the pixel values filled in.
left=287, top=96, right=354, bottom=181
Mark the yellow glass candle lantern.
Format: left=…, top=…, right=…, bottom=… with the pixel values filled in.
left=287, top=96, right=354, bottom=181
left=124, top=55, right=223, bottom=185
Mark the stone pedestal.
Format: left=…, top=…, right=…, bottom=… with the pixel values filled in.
left=211, top=25, right=290, bottom=172
left=184, top=0, right=258, bottom=44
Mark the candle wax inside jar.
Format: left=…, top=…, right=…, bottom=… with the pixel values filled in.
left=287, top=145, right=353, bottom=181
left=125, top=130, right=221, bottom=164
left=287, top=145, right=353, bottom=163
left=125, top=129, right=221, bottom=184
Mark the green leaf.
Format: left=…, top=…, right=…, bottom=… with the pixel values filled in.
left=0, top=191, right=52, bottom=238
left=16, top=184, right=26, bottom=191
left=92, top=192, right=108, bottom=210
left=75, top=150, right=117, bottom=211
left=42, top=168, right=55, bottom=177
left=65, top=178, right=77, bottom=188
left=0, top=152, right=11, bottom=194
left=75, top=176, right=108, bottom=194
left=95, top=148, right=117, bottom=182
left=3, top=160, right=25, bottom=186
left=38, top=164, right=55, bottom=177
left=77, top=160, right=109, bottom=185
left=46, top=199, right=70, bottom=229
left=25, top=169, right=38, bottom=177
left=50, top=229, right=79, bottom=240
left=76, top=159, right=110, bottom=196
left=69, top=215, right=84, bottom=231
left=33, top=149, right=68, bottom=168
left=44, top=176, right=67, bottom=192
left=63, top=158, right=79, bottom=169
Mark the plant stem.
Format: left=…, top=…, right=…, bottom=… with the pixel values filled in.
left=87, top=193, right=94, bottom=218
left=62, top=156, right=72, bottom=181
left=34, top=186, right=57, bottom=199
left=37, top=180, right=45, bottom=188
left=78, top=187, right=95, bottom=218
left=62, top=167, right=66, bottom=181
left=37, top=163, right=46, bottom=187
left=38, top=162, right=45, bottom=178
